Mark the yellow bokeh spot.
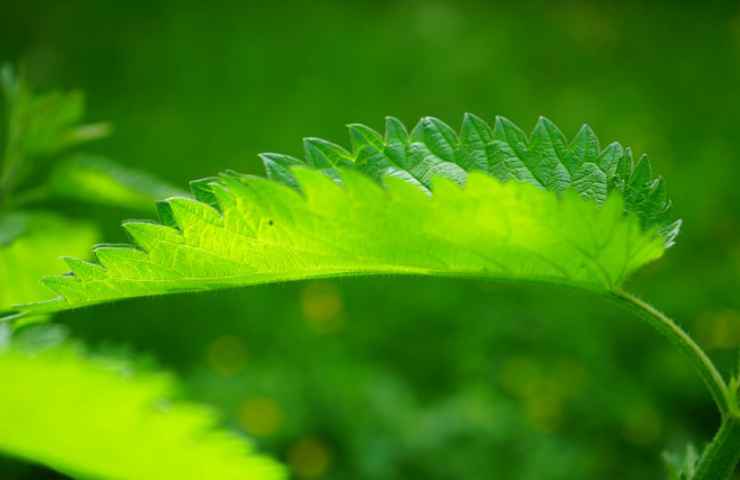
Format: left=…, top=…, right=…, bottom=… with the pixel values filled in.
left=301, top=282, right=344, bottom=334
left=288, top=437, right=332, bottom=479
left=206, top=335, right=248, bottom=376
left=622, top=404, right=662, bottom=446
left=525, top=396, right=564, bottom=432
left=696, top=310, right=740, bottom=350
left=238, top=397, right=283, bottom=437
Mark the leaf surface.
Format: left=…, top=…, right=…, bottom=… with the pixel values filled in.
left=0, top=332, right=284, bottom=480
left=4, top=115, right=678, bottom=320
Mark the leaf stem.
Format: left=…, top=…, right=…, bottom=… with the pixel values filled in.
left=611, top=289, right=730, bottom=417
left=612, top=289, right=740, bottom=479
left=693, top=416, right=740, bottom=480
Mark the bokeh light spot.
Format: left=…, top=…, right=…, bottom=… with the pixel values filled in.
left=301, top=281, right=344, bottom=334
left=288, top=436, right=332, bottom=479
left=206, top=335, right=248, bottom=377
left=238, top=397, right=284, bottom=437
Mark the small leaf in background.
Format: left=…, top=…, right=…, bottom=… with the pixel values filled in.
left=0, top=64, right=110, bottom=201
left=48, top=154, right=187, bottom=211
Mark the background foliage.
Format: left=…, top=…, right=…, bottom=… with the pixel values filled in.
left=2, top=1, right=739, bottom=478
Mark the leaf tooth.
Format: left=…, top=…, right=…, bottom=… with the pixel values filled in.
left=611, top=146, right=633, bottom=191
left=406, top=142, right=467, bottom=187
left=346, top=123, right=383, bottom=153
left=208, top=182, right=237, bottom=213
left=41, top=275, right=86, bottom=304
left=460, top=113, right=493, bottom=144
left=597, top=141, right=624, bottom=178
left=661, top=219, right=683, bottom=248
left=167, top=197, right=224, bottom=234
left=93, top=245, right=148, bottom=275
left=205, top=181, right=256, bottom=237
left=494, top=116, right=528, bottom=156
left=189, top=177, right=221, bottom=212
left=569, top=123, right=601, bottom=168
left=221, top=168, right=250, bottom=182
left=411, top=116, right=458, bottom=164
left=123, top=221, right=183, bottom=253
left=224, top=171, right=304, bottom=205
left=572, top=162, right=608, bottom=205
left=384, top=116, right=410, bottom=169
left=622, top=147, right=635, bottom=175
left=156, top=201, right=178, bottom=229
left=629, top=154, right=653, bottom=188
left=528, top=116, right=572, bottom=191
left=260, top=152, right=304, bottom=191
left=62, top=257, right=106, bottom=281
left=303, top=137, right=353, bottom=169
left=384, top=116, right=409, bottom=144
left=459, top=112, right=494, bottom=172
left=643, top=177, right=672, bottom=227
left=221, top=172, right=306, bottom=230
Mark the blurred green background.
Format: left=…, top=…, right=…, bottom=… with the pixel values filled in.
left=2, top=1, right=740, bottom=478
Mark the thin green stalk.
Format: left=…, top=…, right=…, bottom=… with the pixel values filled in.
left=693, top=416, right=740, bottom=480
left=611, top=289, right=730, bottom=417
left=612, top=289, right=740, bottom=479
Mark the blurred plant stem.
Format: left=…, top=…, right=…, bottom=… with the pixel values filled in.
left=0, top=65, right=21, bottom=210
left=612, top=289, right=739, bottom=479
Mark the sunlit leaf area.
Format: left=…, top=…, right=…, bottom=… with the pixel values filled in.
left=1, top=2, right=739, bottom=479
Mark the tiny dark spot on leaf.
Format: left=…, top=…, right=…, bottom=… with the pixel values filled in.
left=268, top=219, right=274, bottom=226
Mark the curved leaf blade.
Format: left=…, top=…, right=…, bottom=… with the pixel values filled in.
left=12, top=169, right=663, bottom=319
left=4, top=115, right=676, bottom=320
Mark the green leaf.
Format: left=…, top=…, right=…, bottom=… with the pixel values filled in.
left=4, top=115, right=677, bottom=320
left=1, top=64, right=110, bottom=203
left=1, top=65, right=110, bottom=159
left=0, top=212, right=97, bottom=321
left=663, top=444, right=699, bottom=480
left=0, top=328, right=284, bottom=479
left=47, top=154, right=187, bottom=211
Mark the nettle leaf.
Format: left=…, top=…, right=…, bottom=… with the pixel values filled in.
left=0, top=65, right=110, bottom=160
left=4, top=115, right=679, bottom=320
left=0, top=330, right=284, bottom=479
left=0, top=212, right=97, bottom=318
left=48, top=154, right=187, bottom=211
left=1, top=64, right=111, bottom=206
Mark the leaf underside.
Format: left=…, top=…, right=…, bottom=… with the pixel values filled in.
left=4, top=115, right=678, bottom=320
left=0, top=339, right=284, bottom=480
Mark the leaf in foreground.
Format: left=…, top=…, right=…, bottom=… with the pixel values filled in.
left=4, top=115, right=679, bottom=320
left=0, top=333, right=284, bottom=479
